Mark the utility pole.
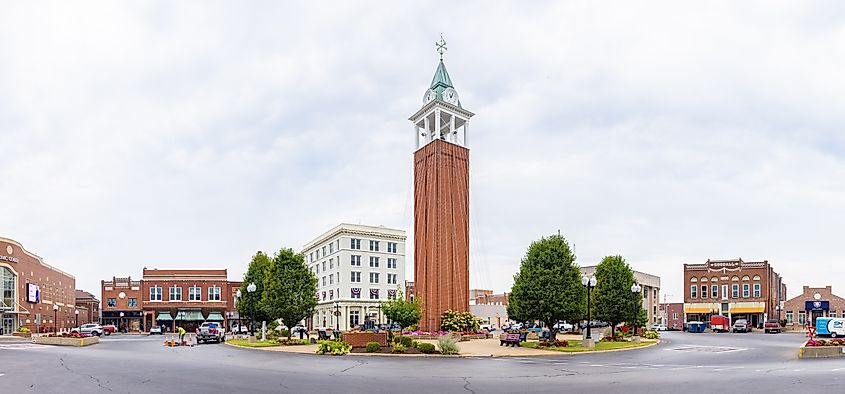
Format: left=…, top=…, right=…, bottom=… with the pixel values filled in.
left=661, top=293, right=673, bottom=326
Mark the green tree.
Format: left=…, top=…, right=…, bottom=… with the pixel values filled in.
left=237, top=251, right=272, bottom=326
left=261, top=247, right=318, bottom=339
left=507, top=234, right=585, bottom=337
left=382, top=290, right=422, bottom=329
left=592, top=255, right=639, bottom=336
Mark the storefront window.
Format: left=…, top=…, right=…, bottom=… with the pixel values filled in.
left=732, top=284, right=739, bottom=298
left=690, top=285, right=697, bottom=298
left=786, top=311, right=793, bottom=324
left=743, top=284, right=750, bottom=298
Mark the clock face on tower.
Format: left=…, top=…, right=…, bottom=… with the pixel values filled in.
left=423, top=89, right=436, bottom=104
left=443, top=87, right=459, bottom=105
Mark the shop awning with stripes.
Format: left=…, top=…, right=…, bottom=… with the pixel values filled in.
left=730, top=302, right=765, bottom=314
left=174, top=310, right=205, bottom=321
left=206, top=312, right=224, bottom=321
left=156, top=312, right=173, bottom=321
left=684, top=303, right=720, bottom=314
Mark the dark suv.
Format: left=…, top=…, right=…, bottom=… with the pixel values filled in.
left=732, top=319, right=752, bottom=333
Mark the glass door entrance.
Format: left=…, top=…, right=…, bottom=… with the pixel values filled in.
left=1, top=314, right=14, bottom=335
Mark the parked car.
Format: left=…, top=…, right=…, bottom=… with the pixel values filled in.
left=197, top=322, right=225, bottom=344
left=149, top=326, right=162, bottom=335
left=763, top=319, right=781, bottom=334
left=101, top=324, right=116, bottom=336
left=553, top=321, right=573, bottom=331
left=650, top=323, right=667, bottom=331
left=732, top=319, right=752, bottom=333
left=710, top=315, right=730, bottom=333
left=71, top=323, right=104, bottom=337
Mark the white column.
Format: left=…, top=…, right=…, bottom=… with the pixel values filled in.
left=423, top=117, right=430, bottom=142
left=415, top=125, right=420, bottom=150
left=435, top=109, right=441, bottom=140
left=450, top=115, right=456, bottom=143
left=464, top=121, right=469, bottom=146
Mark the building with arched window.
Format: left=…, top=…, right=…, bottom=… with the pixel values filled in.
left=683, top=259, right=786, bottom=328
left=0, top=237, right=79, bottom=335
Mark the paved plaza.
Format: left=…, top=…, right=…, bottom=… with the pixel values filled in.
left=1, top=331, right=843, bottom=393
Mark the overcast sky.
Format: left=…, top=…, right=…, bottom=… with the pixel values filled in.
left=2, top=1, right=845, bottom=302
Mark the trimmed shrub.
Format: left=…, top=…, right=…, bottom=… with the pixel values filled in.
left=417, top=342, right=437, bottom=354
left=392, top=343, right=406, bottom=354
left=643, top=330, right=660, bottom=340
left=393, top=335, right=414, bottom=348
left=366, top=342, right=381, bottom=353
left=440, top=310, right=483, bottom=332
left=316, top=340, right=351, bottom=355
left=437, top=335, right=460, bottom=355
left=18, top=327, right=31, bottom=333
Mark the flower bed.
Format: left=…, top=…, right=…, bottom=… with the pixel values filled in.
left=35, top=335, right=99, bottom=347
left=799, top=339, right=845, bottom=359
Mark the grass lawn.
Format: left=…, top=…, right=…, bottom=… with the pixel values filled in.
left=521, top=339, right=656, bottom=352
left=227, top=339, right=281, bottom=348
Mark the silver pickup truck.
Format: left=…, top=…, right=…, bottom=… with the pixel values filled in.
left=196, top=322, right=225, bottom=344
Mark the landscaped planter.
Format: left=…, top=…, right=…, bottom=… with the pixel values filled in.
left=34, top=336, right=99, bottom=347
left=12, top=332, right=32, bottom=338
left=799, top=345, right=845, bottom=359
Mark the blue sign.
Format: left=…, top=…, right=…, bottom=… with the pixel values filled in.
left=805, top=300, right=829, bottom=311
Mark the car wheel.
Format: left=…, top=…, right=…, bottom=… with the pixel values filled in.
left=104, top=331, right=110, bottom=336
left=832, top=332, right=838, bottom=338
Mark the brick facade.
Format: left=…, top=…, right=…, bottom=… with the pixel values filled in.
left=683, top=259, right=786, bottom=328
left=0, top=237, right=77, bottom=334
left=414, top=139, right=470, bottom=331
left=782, top=286, right=845, bottom=331
left=74, top=289, right=100, bottom=325
left=101, top=276, right=143, bottom=332
left=660, top=302, right=684, bottom=330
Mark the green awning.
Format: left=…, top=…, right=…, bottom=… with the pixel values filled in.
left=174, top=310, right=204, bottom=321
left=206, top=312, right=224, bottom=321
left=156, top=312, right=173, bottom=321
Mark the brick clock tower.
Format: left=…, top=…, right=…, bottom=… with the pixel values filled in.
left=409, top=37, right=475, bottom=331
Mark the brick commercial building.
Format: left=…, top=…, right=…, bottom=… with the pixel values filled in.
left=101, top=276, right=143, bottom=332
left=411, top=53, right=475, bottom=332
left=74, top=289, right=100, bottom=326
left=782, top=286, right=845, bottom=331
left=470, top=291, right=510, bottom=329
left=581, top=266, right=662, bottom=326
left=683, top=259, right=786, bottom=328
left=660, top=302, right=684, bottom=331
left=102, top=269, right=241, bottom=333
left=303, top=224, right=406, bottom=331
left=0, top=237, right=78, bottom=335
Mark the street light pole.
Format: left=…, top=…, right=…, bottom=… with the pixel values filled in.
left=247, top=282, right=257, bottom=338
left=581, top=275, right=597, bottom=341
left=631, top=283, right=642, bottom=338
left=75, top=309, right=79, bottom=328
left=334, top=302, right=340, bottom=332
left=53, top=304, right=59, bottom=333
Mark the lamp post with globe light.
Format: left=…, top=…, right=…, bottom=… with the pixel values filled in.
left=631, top=283, right=642, bottom=340
left=75, top=309, right=79, bottom=328
left=581, top=274, right=597, bottom=345
left=236, top=289, right=242, bottom=333
left=247, top=282, right=257, bottom=339
left=53, top=304, right=59, bottom=333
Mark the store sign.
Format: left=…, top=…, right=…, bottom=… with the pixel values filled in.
left=805, top=300, right=829, bottom=311
left=708, top=261, right=740, bottom=270
left=0, top=255, right=20, bottom=264
left=26, top=283, right=41, bottom=303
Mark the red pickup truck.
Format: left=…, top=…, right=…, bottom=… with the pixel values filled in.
left=101, top=324, right=117, bottom=335
left=764, top=319, right=782, bottom=334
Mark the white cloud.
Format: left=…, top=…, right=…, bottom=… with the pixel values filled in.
left=1, top=1, right=844, bottom=302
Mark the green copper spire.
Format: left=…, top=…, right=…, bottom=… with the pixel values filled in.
left=430, top=60, right=454, bottom=91
left=423, top=34, right=461, bottom=107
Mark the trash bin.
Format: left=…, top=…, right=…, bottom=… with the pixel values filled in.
left=688, top=321, right=705, bottom=333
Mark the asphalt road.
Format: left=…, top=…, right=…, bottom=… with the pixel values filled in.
left=2, top=331, right=844, bottom=393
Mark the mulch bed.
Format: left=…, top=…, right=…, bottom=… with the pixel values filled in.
left=350, top=346, right=423, bottom=354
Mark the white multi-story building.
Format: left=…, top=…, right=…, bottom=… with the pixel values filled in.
left=302, top=224, right=406, bottom=331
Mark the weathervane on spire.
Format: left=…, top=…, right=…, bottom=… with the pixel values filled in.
left=436, top=34, right=447, bottom=60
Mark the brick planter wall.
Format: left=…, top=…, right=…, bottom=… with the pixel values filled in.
left=342, top=332, right=388, bottom=348
left=34, top=336, right=99, bottom=347
left=12, top=332, right=32, bottom=338
left=799, top=345, right=845, bottom=359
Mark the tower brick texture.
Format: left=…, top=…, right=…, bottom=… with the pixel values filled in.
left=413, top=138, right=470, bottom=331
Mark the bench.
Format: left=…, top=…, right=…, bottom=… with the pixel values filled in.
left=539, top=330, right=550, bottom=340
left=500, top=333, right=520, bottom=347
left=318, top=330, right=331, bottom=340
